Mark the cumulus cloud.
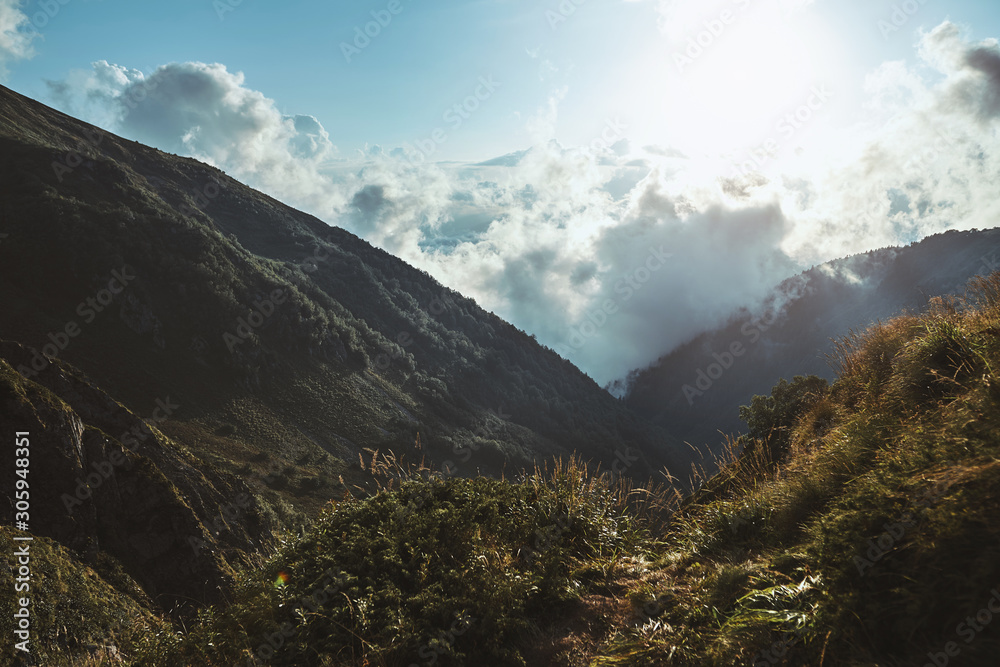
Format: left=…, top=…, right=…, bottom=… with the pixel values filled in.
left=42, top=22, right=1000, bottom=387
left=0, top=0, right=37, bottom=79
left=925, top=22, right=1000, bottom=123
left=46, top=61, right=343, bottom=215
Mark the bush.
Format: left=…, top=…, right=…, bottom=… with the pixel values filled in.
left=125, top=460, right=670, bottom=666
left=739, top=375, right=829, bottom=462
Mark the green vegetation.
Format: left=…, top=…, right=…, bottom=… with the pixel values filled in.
left=4, top=86, right=1000, bottom=665
left=0, top=83, right=682, bottom=521
left=121, top=460, right=674, bottom=666
left=595, top=273, right=1000, bottom=665
left=114, top=273, right=1000, bottom=665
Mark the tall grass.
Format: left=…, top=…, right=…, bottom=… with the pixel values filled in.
left=598, top=272, right=1000, bottom=666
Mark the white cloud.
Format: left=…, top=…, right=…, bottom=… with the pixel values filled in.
left=47, top=61, right=344, bottom=217
left=0, top=0, right=37, bottom=79
left=772, top=21, right=1000, bottom=264
left=524, top=86, right=567, bottom=143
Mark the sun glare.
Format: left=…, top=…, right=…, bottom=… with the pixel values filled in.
left=623, top=1, right=837, bottom=161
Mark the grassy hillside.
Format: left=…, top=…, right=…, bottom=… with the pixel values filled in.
left=600, top=272, right=1000, bottom=665
left=0, top=82, right=690, bottom=663
left=0, top=527, right=167, bottom=666
left=95, top=273, right=1000, bottom=665
left=122, top=460, right=675, bottom=666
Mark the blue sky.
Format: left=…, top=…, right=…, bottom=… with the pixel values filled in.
left=5, top=0, right=998, bottom=161
left=8, top=0, right=658, bottom=160
left=3, top=0, right=1000, bottom=387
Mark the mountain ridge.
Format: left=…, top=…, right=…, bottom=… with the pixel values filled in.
left=624, top=226, right=1000, bottom=459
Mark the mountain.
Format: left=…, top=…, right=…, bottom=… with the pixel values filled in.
left=3, top=83, right=1000, bottom=667
left=0, top=83, right=685, bottom=633
left=475, top=148, right=531, bottom=167
left=0, top=345, right=275, bottom=617
left=623, top=228, right=1000, bottom=459
left=24, top=272, right=1000, bottom=666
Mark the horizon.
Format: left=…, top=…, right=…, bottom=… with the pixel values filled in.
left=2, top=0, right=1000, bottom=386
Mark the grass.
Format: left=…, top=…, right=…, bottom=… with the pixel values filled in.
left=593, top=273, right=1000, bottom=665
left=0, top=528, right=167, bottom=666
left=26, top=273, right=1000, bottom=665
left=119, top=457, right=678, bottom=666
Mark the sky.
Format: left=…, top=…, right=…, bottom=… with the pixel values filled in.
left=2, top=0, right=1000, bottom=389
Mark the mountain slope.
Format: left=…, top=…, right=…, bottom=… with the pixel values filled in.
left=624, top=228, right=1000, bottom=461
left=0, top=347, right=275, bottom=616
left=0, top=83, right=687, bottom=657
left=0, top=82, right=683, bottom=496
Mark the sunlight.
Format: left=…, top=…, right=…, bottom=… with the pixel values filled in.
left=624, top=1, right=838, bottom=161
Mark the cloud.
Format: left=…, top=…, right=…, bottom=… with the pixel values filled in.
left=42, top=23, right=1000, bottom=387
left=0, top=0, right=37, bottom=79
left=47, top=61, right=343, bottom=215
left=46, top=61, right=146, bottom=127
left=773, top=21, right=1000, bottom=265
left=913, top=21, right=1000, bottom=124
left=288, top=114, right=334, bottom=160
